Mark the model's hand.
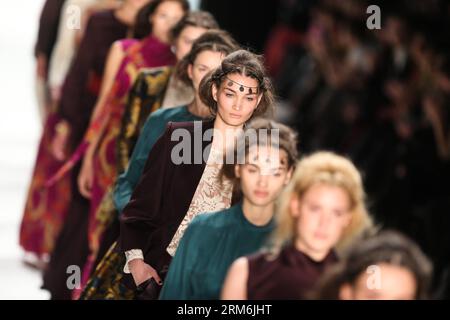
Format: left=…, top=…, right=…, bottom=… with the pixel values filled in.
left=129, top=259, right=162, bottom=286
left=50, top=86, right=62, bottom=103
left=78, top=155, right=94, bottom=198
left=51, top=121, right=70, bottom=161
left=36, top=54, right=47, bottom=79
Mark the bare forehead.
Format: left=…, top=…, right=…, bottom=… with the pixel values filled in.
left=157, top=0, right=184, bottom=11
left=247, top=145, right=288, bottom=166
left=194, top=50, right=225, bottom=63
left=180, top=26, right=207, bottom=39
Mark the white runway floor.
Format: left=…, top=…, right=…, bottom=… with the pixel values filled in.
left=0, top=0, right=50, bottom=299
left=0, top=0, right=201, bottom=300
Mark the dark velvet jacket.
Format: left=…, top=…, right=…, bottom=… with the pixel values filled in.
left=119, top=119, right=239, bottom=275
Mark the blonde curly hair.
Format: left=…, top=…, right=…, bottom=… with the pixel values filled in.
left=268, top=151, right=374, bottom=257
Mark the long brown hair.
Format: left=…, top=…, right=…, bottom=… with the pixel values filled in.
left=133, top=0, right=190, bottom=39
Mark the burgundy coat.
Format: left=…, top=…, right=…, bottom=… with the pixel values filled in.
left=119, top=119, right=240, bottom=276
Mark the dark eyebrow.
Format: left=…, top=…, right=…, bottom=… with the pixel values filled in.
left=268, top=164, right=287, bottom=170
left=224, top=87, right=236, bottom=93
left=246, top=163, right=258, bottom=167
left=245, top=163, right=288, bottom=170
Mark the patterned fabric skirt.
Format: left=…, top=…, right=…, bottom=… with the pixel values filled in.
left=79, top=240, right=135, bottom=300
left=20, top=112, right=72, bottom=257
left=74, top=187, right=119, bottom=299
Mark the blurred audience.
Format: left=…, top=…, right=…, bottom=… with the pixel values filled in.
left=313, top=230, right=433, bottom=300
left=266, top=0, right=450, bottom=297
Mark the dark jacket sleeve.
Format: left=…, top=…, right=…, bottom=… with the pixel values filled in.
left=35, top=0, right=65, bottom=59
left=119, top=122, right=173, bottom=252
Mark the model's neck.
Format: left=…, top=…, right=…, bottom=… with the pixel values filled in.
left=115, top=2, right=139, bottom=26
left=242, top=199, right=274, bottom=227
left=187, top=96, right=211, bottom=118
left=295, top=239, right=330, bottom=262
left=211, top=117, right=244, bottom=151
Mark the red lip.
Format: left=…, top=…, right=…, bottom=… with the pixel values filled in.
left=229, top=113, right=242, bottom=119
left=254, top=190, right=269, bottom=198
left=314, top=232, right=328, bottom=240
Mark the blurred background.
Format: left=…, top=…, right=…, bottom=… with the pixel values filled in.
left=1, top=0, right=449, bottom=299
left=0, top=0, right=50, bottom=299
left=203, top=0, right=450, bottom=298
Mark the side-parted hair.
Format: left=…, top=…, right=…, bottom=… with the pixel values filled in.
left=313, top=231, right=433, bottom=300
left=176, top=29, right=240, bottom=86
left=220, top=118, right=299, bottom=198
left=133, top=0, right=190, bottom=39
left=269, top=151, right=373, bottom=256
left=170, top=10, right=219, bottom=42
left=198, top=49, right=275, bottom=119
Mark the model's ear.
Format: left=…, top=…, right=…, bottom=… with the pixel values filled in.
left=187, top=64, right=193, bottom=81
left=339, top=283, right=353, bottom=300
left=255, top=93, right=263, bottom=109
left=284, top=167, right=294, bottom=185
left=343, top=212, right=352, bottom=229
left=212, top=83, right=218, bottom=102
left=234, top=164, right=241, bottom=178
left=148, top=13, right=154, bottom=26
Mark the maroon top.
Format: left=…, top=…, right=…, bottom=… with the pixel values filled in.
left=58, top=9, right=130, bottom=151
left=247, top=245, right=338, bottom=299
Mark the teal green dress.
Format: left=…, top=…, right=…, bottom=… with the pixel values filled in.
left=113, top=105, right=202, bottom=212
left=159, top=203, right=274, bottom=300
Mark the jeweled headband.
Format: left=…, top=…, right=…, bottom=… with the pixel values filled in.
left=224, top=76, right=260, bottom=95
